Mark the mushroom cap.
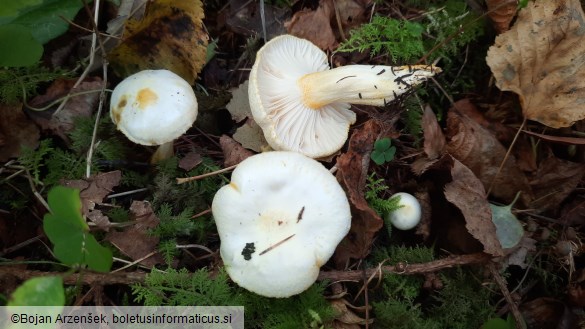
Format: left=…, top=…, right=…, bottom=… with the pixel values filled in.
left=110, top=69, right=198, bottom=146
left=248, top=35, right=356, bottom=158
left=386, top=192, right=421, bottom=230
left=212, top=151, right=351, bottom=298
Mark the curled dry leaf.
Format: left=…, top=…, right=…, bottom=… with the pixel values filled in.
left=178, top=151, right=202, bottom=171
left=106, top=201, right=165, bottom=267
left=108, top=0, right=208, bottom=84
left=0, top=103, right=39, bottom=162
left=446, top=107, right=533, bottom=206
left=285, top=0, right=337, bottom=50
left=219, top=135, right=254, bottom=167
left=28, top=78, right=104, bottom=142
left=334, top=120, right=383, bottom=265
left=486, top=0, right=518, bottom=33
left=486, top=0, right=585, bottom=128
left=529, top=156, right=585, bottom=212
left=61, top=170, right=122, bottom=217
left=285, top=0, right=368, bottom=51
left=444, top=158, right=504, bottom=257
left=422, top=104, right=446, bottom=160
left=226, top=81, right=250, bottom=123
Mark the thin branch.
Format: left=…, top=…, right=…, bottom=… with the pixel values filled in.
left=176, top=164, right=237, bottom=184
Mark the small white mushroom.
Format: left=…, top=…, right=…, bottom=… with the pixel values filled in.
left=110, top=69, right=198, bottom=162
left=212, top=151, right=351, bottom=298
left=386, top=192, right=422, bottom=230
left=248, top=34, right=441, bottom=158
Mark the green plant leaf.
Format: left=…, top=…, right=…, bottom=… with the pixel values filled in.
left=8, top=0, right=88, bottom=44
left=43, top=186, right=113, bottom=272
left=490, top=194, right=524, bottom=249
left=374, top=137, right=392, bottom=151
left=384, top=146, right=396, bottom=162
left=0, top=0, right=43, bottom=18
left=8, top=276, right=64, bottom=306
left=0, top=25, right=42, bottom=67
left=481, top=317, right=514, bottom=329
left=371, top=150, right=385, bottom=165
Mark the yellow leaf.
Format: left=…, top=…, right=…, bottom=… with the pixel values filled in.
left=108, top=0, right=208, bottom=84
left=486, top=0, right=585, bottom=128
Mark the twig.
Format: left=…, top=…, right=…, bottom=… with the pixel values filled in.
left=85, top=0, right=109, bottom=178
left=318, top=252, right=491, bottom=281
left=106, top=188, right=149, bottom=199
left=176, top=164, right=237, bottom=184
left=0, top=253, right=492, bottom=287
left=488, top=263, right=526, bottom=329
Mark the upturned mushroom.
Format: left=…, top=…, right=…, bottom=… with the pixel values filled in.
left=212, top=151, right=351, bottom=298
left=248, top=34, right=441, bottom=158
left=110, top=69, right=198, bottom=162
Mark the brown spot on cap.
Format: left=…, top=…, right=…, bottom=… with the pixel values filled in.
left=137, top=88, right=158, bottom=109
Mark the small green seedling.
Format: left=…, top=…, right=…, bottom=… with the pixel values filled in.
left=43, top=186, right=113, bottom=272
left=371, top=138, right=396, bottom=165
left=490, top=192, right=524, bottom=249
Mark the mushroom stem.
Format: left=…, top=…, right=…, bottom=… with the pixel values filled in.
left=150, top=141, right=175, bottom=164
left=298, top=64, right=441, bottom=109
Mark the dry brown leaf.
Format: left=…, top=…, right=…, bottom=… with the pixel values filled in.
left=233, top=119, right=269, bottom=153
left=28, top=78, right=104, bottom=142
left=334, top=120, right=382, bottom=265
left=61, top=171, right=122, bottom=217
left=486, top=0, right=585, bottom=128
left=422, top=104, right=446, bottom=160
left=178, top=151, right=202, bottom=171
left=219, top=135, right=254, bottom=167
left=106, top=201, right=165, bottom=267
left=226, top=81, right=250, bottom=123
left=446, top=107, right=533, bottom=206
left=529, top=156, right=585, bottom=212
left=0, top=103, right=39, bottom=162
left=108, top=0, right=208, bottom=84
left=444, top=158, right=504, bottom=257
left=486, top=0, right=518, bottom=33
left=285, top=0, right=337, bottom=50
left=226, top=0, right=288, bottom=38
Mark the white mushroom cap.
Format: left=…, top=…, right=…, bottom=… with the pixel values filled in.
left=110, top=69, right=198, bottom=146
left=248, top=34, right=440, bottom=158
left=249, top=35, right=357, bottom=158
left=212, top=151, right=351, bottom=298
left=386, top=192, right=421, bottom=230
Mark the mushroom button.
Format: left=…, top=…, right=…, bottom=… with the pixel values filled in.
left=110, top=69, right=198, bottom=162
left=212, top=151, right=351, bottom=298
left=248, top=35, right=441, bottom=158
left=386, top=192, right=422, bottom=231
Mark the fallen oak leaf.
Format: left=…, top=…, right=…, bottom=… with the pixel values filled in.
left=486, top=0, right=585, bottom=128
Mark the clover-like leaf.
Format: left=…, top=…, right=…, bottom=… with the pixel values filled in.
left=43, top=186, right=113, bottom=272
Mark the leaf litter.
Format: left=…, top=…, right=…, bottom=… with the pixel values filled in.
left=1, top=0, right=584, bottom=326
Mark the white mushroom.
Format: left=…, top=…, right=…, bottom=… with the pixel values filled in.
left=110, top=69, right=198, bottom=162
left=386, top=192, right=422, bottom=230
left=248, top=34, right=441, bottom=158
left=212, top=151, right=351, bottom=298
